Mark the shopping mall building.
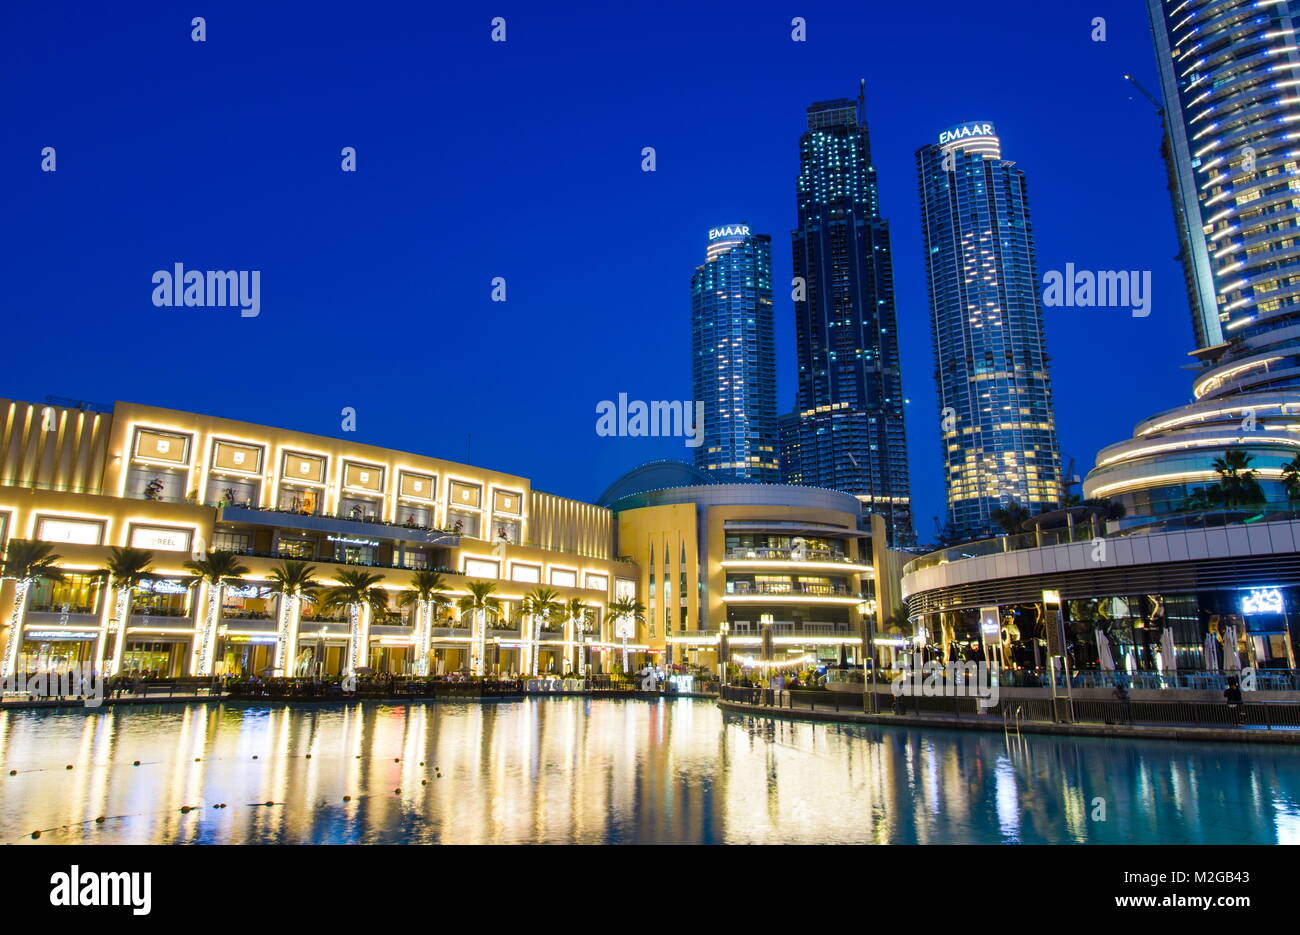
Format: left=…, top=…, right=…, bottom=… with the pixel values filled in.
left=0, top=399, right=893, bottom=678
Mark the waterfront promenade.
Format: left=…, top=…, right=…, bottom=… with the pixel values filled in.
left=719, top=685, right=1300, bottom=744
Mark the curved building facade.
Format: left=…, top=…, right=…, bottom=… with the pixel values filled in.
left=1085, top=0, right=1300, bottom=517
left=603, top=465, right=880, bottom=671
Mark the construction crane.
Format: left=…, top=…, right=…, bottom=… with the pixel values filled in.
left=1123, top=73, right=1163, bottom=118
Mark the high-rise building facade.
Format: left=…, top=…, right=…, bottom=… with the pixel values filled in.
left=916, top=121, right=1063, bottom=540
left=1084, top=1, right=1300, bottom=514
left=781, top=94, right=914, bottom=545
left=691, top=224, right=779, bottom=480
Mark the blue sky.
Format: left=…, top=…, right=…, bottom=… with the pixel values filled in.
left=2, top=0, right=1193, bottom=542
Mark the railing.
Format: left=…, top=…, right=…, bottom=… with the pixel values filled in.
left=30, top=604, right=96, bottom=615
left=724, top=547, right=856, bottom=564
left=904, top=505, right=1300, bottom=576
left=725, top=582, right=857, bottom=596
left=231, top=548, right=456, bottom=576
left=720, top=685, right=1300, bottom=729
left=225, top=677, right=526, bottom=700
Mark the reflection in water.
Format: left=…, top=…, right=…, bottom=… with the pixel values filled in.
left=0, top=699, right=1296, bottom=844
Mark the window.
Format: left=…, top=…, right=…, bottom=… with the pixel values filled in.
left=549, top=568, right=577, bottom=588
left=464, top=558, right=500, bottom=579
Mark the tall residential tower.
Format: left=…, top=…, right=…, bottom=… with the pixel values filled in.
left=917, top=121, right=1062, bottom=540
left=1085, top=0, right=1300, bottom=514
left=780, top=92, right=914, bottom=544
left=691, top=223, right=779, bottom=480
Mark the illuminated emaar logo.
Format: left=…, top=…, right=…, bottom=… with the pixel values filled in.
left=1242, top=587, right=1284, bottom=614
left=938, top=122, right=996, bottom=145
left=708, top=224, right=750, bottom=241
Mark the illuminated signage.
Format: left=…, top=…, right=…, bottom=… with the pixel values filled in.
left=140, top=578, right=189, bottom=595
left=37, top=518, right=104, bottom=545
left=708, top=224, right=750, bottom=241
left=1242, top=587, right=1284, bottom=614
left=130, top=526, right=192, bottom=552
left=979, top=606, right=1001, bottom=636
left=938, top=122, right=995, bottom=145
left=328, top=535, right=379, bottom=547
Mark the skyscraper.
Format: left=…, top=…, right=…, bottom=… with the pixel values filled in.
left=1084, top=1, right=1300, bottom=513
left=691, top=223, right=779, bottom=481
left=781, top=92, right=914, bottom=544
left=916, top=121, right=1063, bottom=540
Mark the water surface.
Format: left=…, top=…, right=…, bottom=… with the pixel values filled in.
left=1, top=698, right=1296, bottom=844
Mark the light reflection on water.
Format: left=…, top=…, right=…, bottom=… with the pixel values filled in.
left=0, top=698, right=1295, bottom=844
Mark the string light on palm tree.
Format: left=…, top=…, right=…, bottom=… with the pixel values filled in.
left=521, top=586, right=561, bottom=676
left=606, top=596, right=646, bottom=673
left=563, top=597, right=593, bottom=675
left=182, top=551, right=251, bottom=677
left=457, top=580, right=500, bottom=676
left=1, top=540, right=64, bottom=678
left=267, top=560, right=323, bottom=676
left=101, top=546, right=154, bottom=677
left=399, top=570, right=448, bottom=676
left=319, top=569, right=388, bottom=678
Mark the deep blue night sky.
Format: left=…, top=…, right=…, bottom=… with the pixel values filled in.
left=3, top=0, right=1193, bottom=543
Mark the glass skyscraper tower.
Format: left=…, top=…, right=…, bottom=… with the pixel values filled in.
left=691, top=223, right=779, bottom=481
left=780, top=94, right=914, bottom=545
left=916, top=121, right=1063, bottom=540
left=1085, top=1, right=1300, bottom=514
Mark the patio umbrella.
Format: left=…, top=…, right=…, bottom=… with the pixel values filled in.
left=1159, top=628, right=1178, bottom=673
left=1095, top=628, right=1115, bottom=671
left=1203, top=632, right=1220, bottom=671
left=1223, top=625, right=1242, bottom=671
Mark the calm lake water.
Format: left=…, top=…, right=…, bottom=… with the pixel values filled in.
left=1, top=698, right=1297, bottom=844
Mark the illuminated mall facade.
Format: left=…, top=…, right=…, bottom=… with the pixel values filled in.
left=0, top=399, right=887, bottom=679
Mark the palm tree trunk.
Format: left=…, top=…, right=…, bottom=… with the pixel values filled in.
left=193, top=583, right=224, bottom=676
left=530, top=613, right=542, bottom=676
left=1, top=578, right=33, bottom=678
left=413, top=599, right=432, bottom=676
left=471, top=608, right=487, bottom=676
left=107, top=586, right=133, bottom=676
left=345, top=602, right=367, bottom=676
left=274, top=593, right=302, bottom=675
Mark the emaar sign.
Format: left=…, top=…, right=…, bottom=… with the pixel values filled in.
left=708, top=224, right=750, bottom=241
left=939, top=122, right=995, bottom=145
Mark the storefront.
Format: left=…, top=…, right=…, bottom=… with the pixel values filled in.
left=121, top=639, right=189, bottom=677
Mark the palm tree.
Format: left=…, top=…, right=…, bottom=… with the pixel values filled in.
left=457, top=580, right=500, bottom=676
left=520, top=586, right=561, bottom=676
left=884, top=605, right=911, bottom=636
left=606, top=595, right=646, bottom=673
left=1, top=540, right=64, bottom=677
left=1282, top=454, right=1300, bottom=514
left=1211, top=449, right=1266, bottom=509
left=563, top=597, right=593, bottom=675
left=267, top=560, right=323, bottom=676
left=399, top=570, right=448, bottom=675
left=989, top=499, right=1030, bottom=536
left=102, top=546, right=154, bottom=676
left=319, top=569, right=388, bottom=677
left=183, top=551, right=251, bottom=676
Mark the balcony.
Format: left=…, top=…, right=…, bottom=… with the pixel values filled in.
left=721, top=547, right=872, bottom=573
left=721, top=582, right=864, bottom=606
left=217, top=505, right=460, bottom=547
